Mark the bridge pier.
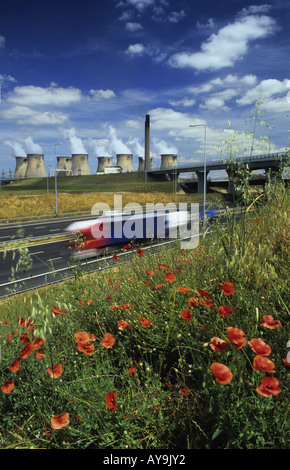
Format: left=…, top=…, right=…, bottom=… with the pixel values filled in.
left=195, top=170, right=209, bottom=194
left=226, top=168, right=241, bottom=197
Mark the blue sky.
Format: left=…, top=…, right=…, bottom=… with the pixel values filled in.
left=0, top=0, right=289, bottom=174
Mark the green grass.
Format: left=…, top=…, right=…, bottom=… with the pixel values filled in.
left=0, top=179, right=289, bottom=449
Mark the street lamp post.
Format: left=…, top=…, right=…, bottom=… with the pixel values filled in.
left=49, top=168, right=72, bottom=215
left=189, top=124, right=207, bottom=234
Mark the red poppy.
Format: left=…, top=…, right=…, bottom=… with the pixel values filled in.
left=111, top=305, right=120, bottom=310
left=9, top=360, right=20, bottom=373
left=256, top=377, right=281, bottom=397
left=33, top=337, right=45, bottom=349
left=253, top=355, right=276, bottom=373
left=144, top=281, right=153, bottom=287
left=35, top=349, right=46, bottom=359
left=217, top=306, right=233, bottom=318
left=220, top=282, right=235, bottom=296
left=128, top=367, right=137, bottom=375
left=200, top=298, right=215, bottom=308
left=121, top=304, right=132, bottom=310
left=248, top=338, right=271, bottom=356
left=52, top=306, right=67, bottom=315
left=101, top=333, right=116, bottom=348
left=180, top=389, right=189, bottom=396
left=227, top=327, right=246, bottom=349
left=107, top=296, right=114, bottom=300
left=123, top=244, right=132, bottom=249
left=210, top=363, right=233, bottom=384
left=196, top=289, right=211, bottom=298
left=180, top=309, right=192, bottom=322
left=51, top=412, right=70, bottom=430
left=188, top=297, right=198, bottom=308
left=136, top=248, right=143, bottom=256
left=20, top=333, right=30, bottom=344
left=164, top=272, right=176, bottom=282
left=18, top=318, right=34, bottom=330
left=139, top=316, right=152, bottom=328
left=159, top=264, right=170, bottom=269
left=118, top=320, right=132, bottom=330
left=261, top=315, right=281, bottom=329
left=210, top=337, right=228, bottom=354
left=47, top=364, right=63, bottom=379
left=154, top=283, right=165, bottom=289
left=147, top=271, right=155, bottom=276
left=178, top=286, right=190, bottom=294
left=1, top=380, right=14, bottom=394
left=77, top=342, right=95, bottom=355
left=20, top=342, right=34, bottom=359
left=106, top=390, right=117, bottom=411
left=75, top=331, right=90, bottom=344
left=112, top=254, right=118, bottom=260
left=86, top=300, right=93, bottom=306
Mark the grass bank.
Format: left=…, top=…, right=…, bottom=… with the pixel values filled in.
left=0, top=181, right=289, bottom=449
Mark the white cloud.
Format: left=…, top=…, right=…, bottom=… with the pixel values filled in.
left=0, top=105, right=69, bottom=125
left=197, top=18, right=215, bottom=29
left=168, top=10, right=186, bottom=23
left=200, top=88, right=238, bottom=111
left=236, top=78, right=289, bottom=106
left=168, top=14, right=276, bottom=71
left=90, top=89, right=116, bottom=100
left=6, top=84, right=83, bottom=107
left=125, top=43, right=146, bottom=55
left=125, top=22, right=143, bottom=31
left=169, top=97, right=196, bottom=108
left=0, top=35, right=5, bottom=48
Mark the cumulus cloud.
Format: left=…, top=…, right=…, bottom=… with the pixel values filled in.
left=125, top=43, right=146, bottom=55
left=125, top=22, right=143, bottom=31
left=6, top=84, right=83, bottom=107
left=90, top=89, right=116, bottom=100
left=0, top=105, right=68, bottom=125
left=168, top=14, right=276, bottom=71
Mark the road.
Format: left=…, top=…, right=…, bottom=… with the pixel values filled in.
left=0, top=214, right=98, bottom=242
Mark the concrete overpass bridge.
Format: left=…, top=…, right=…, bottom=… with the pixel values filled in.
left=147, top=152, right=289, bottom=195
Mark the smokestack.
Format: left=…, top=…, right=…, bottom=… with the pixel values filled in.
left=56, top=156, right=72, bottom=176
left=14, top=156, right=28, bottom=179
left=71, top=154, right=91, bottom=176
left=25, top=154, right=47, bottom=178
left=145, top=114, right=150, bottom=171
left=160, top=154, right=177, bottom=169
left=117, top=154, right=134, bottom=172
left=97, top=156, right=113, bottom=173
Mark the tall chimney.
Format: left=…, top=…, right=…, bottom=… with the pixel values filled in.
left=145, top=114, right=150, bottom=171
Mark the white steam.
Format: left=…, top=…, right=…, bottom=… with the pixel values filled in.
left=152, top=137, right=178, bottom=156
left=3, top=140, right=26, bottom=157
left=61, top=127, right=87, bottom=154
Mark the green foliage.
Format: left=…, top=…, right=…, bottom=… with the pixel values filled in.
left=0, top=184, right=289, bottom=449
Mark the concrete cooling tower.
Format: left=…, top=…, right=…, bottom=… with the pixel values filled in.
left=139, top=157, right=154, bottom=171
left=14, top=156, right=28, bottom=179
left=25, top=154, right=47, bottom=178
left=97, top=156, right=113, bottom=173
left=138, top=157, right=145, bottom=172
left=160, top=154, right=177, bottom=169
left=71, top=154, right=91, bottom=176
left=116, top=154, right=134, bottom=172
left=56, top=156, right=72, bottom=176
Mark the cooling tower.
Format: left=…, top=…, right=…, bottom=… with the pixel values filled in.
left=116, top=154, right=134, bottom=172
left=56, top=156, right=72, bottom=176
left=138, top=157, right=145, bottom=172
left=71, top=154, right=91, bottom=176
left=97, top=156, right=113, bottom=173
left=14, top=156, right=28, bottom=179
left=25, top=154, right=47, bottom=178
left=160, top=154, right=177, bottom=169
left=145, top=114, right=150, bottom=171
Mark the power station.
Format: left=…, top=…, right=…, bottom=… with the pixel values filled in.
left=11, top=114, right=178, bottom=179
